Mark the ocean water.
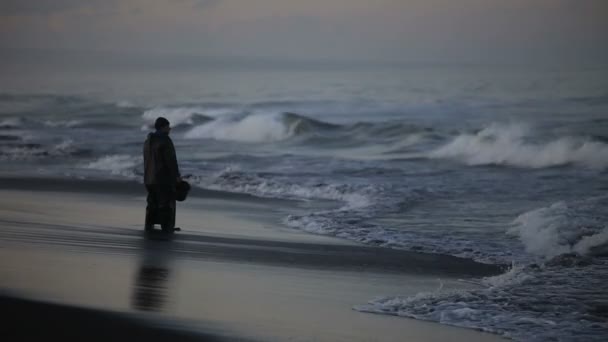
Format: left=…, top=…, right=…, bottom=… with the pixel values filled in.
left=1, top=64, right=608, bottom=341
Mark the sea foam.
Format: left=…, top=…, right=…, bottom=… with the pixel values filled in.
left=0, top=139, right=79, bottom=160
left=356, top=259, right=608, bottom=342
left=429, top=123, right=608, bottom=169
left=189, top=166, right=374, bottom=209
left=356, top=197, right=608, bottom=342
left=509, top=197, right=608, bottom=258
left=84, top=154, right=141, bottom=177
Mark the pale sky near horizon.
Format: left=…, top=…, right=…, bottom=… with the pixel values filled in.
left=0, top=0, right=607, bottom=64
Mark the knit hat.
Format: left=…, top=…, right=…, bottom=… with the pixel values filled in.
left=154, top=117, right=170, bottom=130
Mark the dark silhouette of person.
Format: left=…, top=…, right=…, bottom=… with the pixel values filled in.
left=143, top=117, right=181, bottom=233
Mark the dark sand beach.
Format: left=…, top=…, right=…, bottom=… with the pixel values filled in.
left=0, top=177, right=507, bottom=341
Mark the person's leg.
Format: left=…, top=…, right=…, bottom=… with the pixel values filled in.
left=157, top=185, right=176, bottom=233
left=170, top=199, right=176, bottom=229
left=144, top=185, right=157, bottom=231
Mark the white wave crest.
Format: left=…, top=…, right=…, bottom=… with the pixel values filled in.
left=53, top=139, right=77, bottom=154
left=429, top=123, right=608, bottom=169
left=141, top=106, right=224, bottom=130
left=115, top=100, right=136, bottom=108
left=192, top=166, right=373, bottom=209
left=43, top=120, right=83, bottom=128
left=0, top=117, right=24, bottom=128
left=185, top=112, right=298, bottom=143
left=84, top=154, right=140, bottom=177
left=509, top=197, right=608, bottom=258
left=481, top=264, right=531, bottom=288
left=0, top=139, right=77, bottom=160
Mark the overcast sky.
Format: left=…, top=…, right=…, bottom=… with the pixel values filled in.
left=1, top=0, right=607, bottom=64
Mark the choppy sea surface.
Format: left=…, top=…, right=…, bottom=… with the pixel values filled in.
left=1, top=65, right=607, bottom=341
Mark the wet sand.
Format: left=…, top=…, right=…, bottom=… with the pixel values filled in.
left=1, top=294, right=234, bottom=342
left=0, top=177, right=507, bottom=341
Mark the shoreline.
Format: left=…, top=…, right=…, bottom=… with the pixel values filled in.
left=0, top=175, right=281, bottom=202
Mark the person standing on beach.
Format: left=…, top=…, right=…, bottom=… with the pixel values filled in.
left=143, top=117, right=181, bottom=233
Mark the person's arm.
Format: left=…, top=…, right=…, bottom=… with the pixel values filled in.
left=142, top=136, right=152, bottom=184
left=162, top=139, right=181, bottom=182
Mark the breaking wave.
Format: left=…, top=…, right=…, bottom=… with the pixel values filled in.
left=509, top=197, right=608, bottom=258
left=0, top=117, right=25, bottom=129
left=42, top=120, right=83, bottom=128
left=1, top=116, right=133, bottom=130
left=0, top=139, right=88, bottom=160
left=184, top=112, right=339, bottom=143
left=429, top=123, right=608, bottom=169
left=141, top=106, right=215, bottom=130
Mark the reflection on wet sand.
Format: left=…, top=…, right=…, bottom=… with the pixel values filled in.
left=131, top=234, right=174, bottom=312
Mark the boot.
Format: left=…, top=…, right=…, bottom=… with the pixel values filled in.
left=159, top=207, right=174, bottom=234
left=144, top=208, right=156, bottom=231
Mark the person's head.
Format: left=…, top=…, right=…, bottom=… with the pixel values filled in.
left=154, top=117, right=171, bottom=134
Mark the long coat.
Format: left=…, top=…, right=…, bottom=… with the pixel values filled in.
left=143, top=132, right=180, bottom=186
